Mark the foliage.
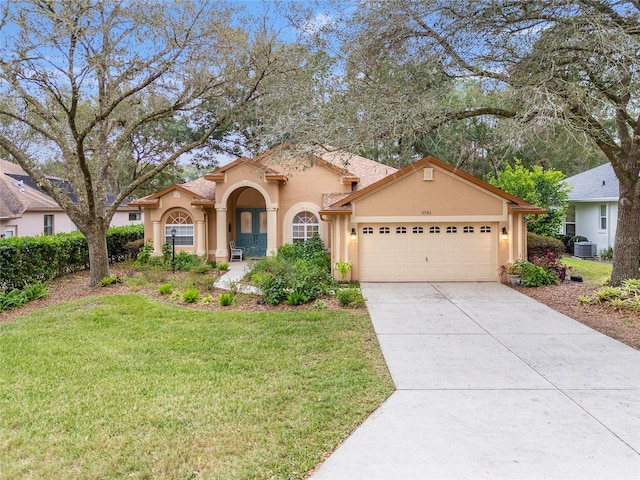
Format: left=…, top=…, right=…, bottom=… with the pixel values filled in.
left=0, top=225, right=143, bottom=291
left=561, top=257, right=612, bottom=286
left=313, top=299, right=328, bottom=310
left=520, top=262, right=557, bottom=288
left=99, top=275, right=123, bottom=287
left=158, top=283, right=174, bottom=296
left=336, top=288, right=366, bottom=308
left=218, top=292, right=234, bottom=307
left=217, top=263, right=229, bottom=271
left=488, top=160, right=571, bottom=236
left=0, top=295, right=393, bottom=479
left=527, top=233, right=566, bottom=260
left=248, top=237, right=333, bottom=306
left=600, top=247, right=614, bottom=261
left=0, top=281, right=48, bottom=312
left=501, top=259, right=528, bottom=276
left=136, top=243, right=154, bottom=265
left=335, top=260, right=353, bottom=281
left=189, top=264, right=211, bottom=275
left=182, top=288, right=200, bottom=304
left=530, top=251, right=570, bottom=282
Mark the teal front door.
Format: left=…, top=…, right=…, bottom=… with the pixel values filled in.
left=236, top=208, right=267, bottom=257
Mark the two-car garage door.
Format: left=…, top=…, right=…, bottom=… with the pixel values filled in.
left=358, top=222, right=498, bottom=282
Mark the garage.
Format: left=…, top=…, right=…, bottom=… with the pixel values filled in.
left=358, top=222, right=498, bottom=282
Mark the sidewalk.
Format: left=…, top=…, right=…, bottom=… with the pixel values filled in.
left=213, top=261, right=260, bottom=294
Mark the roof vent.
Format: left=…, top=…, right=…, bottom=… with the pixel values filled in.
left=423, top=168, right=434, bottom=181
left=14, top=180, right=23, bottom=187
left=602, top=180, right=605, bottom=186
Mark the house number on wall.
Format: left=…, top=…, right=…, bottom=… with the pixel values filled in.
left=421, top=210, right=432, bottom=215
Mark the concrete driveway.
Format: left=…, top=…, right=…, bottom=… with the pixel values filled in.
left=311, top=282, right=640, bottom=480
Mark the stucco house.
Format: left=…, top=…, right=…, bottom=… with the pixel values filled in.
left=563, top=163, right=617, bottom=250
left=132, top=145, right=544, bottom=282
left=0, top=159, right=143, bottom=238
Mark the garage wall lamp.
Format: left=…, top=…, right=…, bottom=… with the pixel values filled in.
left=501, top=227, right=508, bottom=241
left=350, top=228, right=357, bottom=242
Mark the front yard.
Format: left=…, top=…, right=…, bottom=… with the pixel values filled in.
left=0, top=283, right=393, bottom=479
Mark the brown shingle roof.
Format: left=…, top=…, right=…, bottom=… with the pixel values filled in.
left=0, top=159, right=62, bottom=218
left=313, top=146, right=398, bottom=190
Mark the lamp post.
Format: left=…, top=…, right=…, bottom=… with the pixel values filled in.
left=171, top=228, right=176, bottom=272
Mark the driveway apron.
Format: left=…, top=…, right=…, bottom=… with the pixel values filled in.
left=310, top=282, right=640, bottom=480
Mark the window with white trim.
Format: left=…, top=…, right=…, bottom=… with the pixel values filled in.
left=429, top=226, right=440, bottom=234
left=412, top=226, right=424, bottom=234
left=446, top=226, right=457, bottom=234
left=480, top=225, right=492, bottom=233
left=379, top=227, right=390, bottom=234
left=129, top=212, right=141, bottom=221
left=292, top=211, right=319, bottom=242
left=565, top=206, right=576, bottom=236
left=463, top=226, right=474, bottom=233
left=396, top=226, right=407, bottom=234
left=362, top=227, right=374, bottom=234
left=165, top=211, right=194, bottom=246
left=599, top=205, right=607, bottom=230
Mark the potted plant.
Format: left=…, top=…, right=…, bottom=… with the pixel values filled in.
left=501, top=259, right=527, bottom=286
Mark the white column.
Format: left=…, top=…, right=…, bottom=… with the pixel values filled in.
left=267, top=206, right=278, bottom=257
left=215, top=207, right=227, bottom=260
left=152, top=221, right=162, bottom=255
left=196, top=220, right=205, bottom=256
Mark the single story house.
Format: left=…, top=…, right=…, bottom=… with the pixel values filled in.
left=132, top=145, right=544, bottom=282
left=0, top=158, right=143, bottom=238
left=563, top=163, right=617, bottom=250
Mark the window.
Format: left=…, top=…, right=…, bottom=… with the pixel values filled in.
left=565, top=206, right=576, bottom=236
left=3, top=228, right=15, bottom=238
left=463, top=226, right=474, bottom=233
left=396, top=226, right=407, bottom=234
left=446, top=226, right=457, bottom=234
left=429, top=226, right=440, bottom=234
left=292, top=211, right=319, bottom=242
left=362, top=227, right=374, bottom=234
left=379, top=227, right=390, bottom=234
left=129, top=212, right=141, bottom=221
left=44, top=215, right=54, bottom=235
left=412, top=226, right=424, bottom=234
left=599, top=205, right=607, bottom=230
left=480, top=226, right=492, bottom=233
left=165, top=211, right=194, bottom=246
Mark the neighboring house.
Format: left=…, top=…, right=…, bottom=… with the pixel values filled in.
left=0, top=159, right=143, bottom=238
left=563, top=163, right=617, bottom=250
left=132, top=145, right=544, bottom=282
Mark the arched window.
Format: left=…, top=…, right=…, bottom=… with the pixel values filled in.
left=292, top=211, right=319, bottom=242
left=165, top=211, right=194, bottom=246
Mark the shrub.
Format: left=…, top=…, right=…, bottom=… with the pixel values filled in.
left=336, top=288, right=366, bottom=307
left=531, top=250, right=570, bottom=282
left=313, top=299, right=328, bottom=310
left=335, top=260, right=352, bottom=281
left=190, top=264, right=211, bottom=274
left=520, top=262, right=557, bottom=287
left=173, top=251, right=202, bottom=271
left=527, top=233, right=566, bottom=260
left=99, top=275, right=123, bottom=287
left=158, top=283, right=173, bottom=295
left=0, top=289, right=28, bottom=311
left=218, top=292, right=234, bottom=306
left=285, top=290, right=309, bottom=306
left=182, top=288, right=200, bottom=303
left=217, top=263, right=229, bottom=271
left=136, top=244, right=153, bottom=265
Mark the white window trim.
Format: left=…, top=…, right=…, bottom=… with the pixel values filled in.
left=599, top=204, right=607, bottom=231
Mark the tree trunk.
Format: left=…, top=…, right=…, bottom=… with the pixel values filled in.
left=85, top=226, right=111, bottom=287
left=610, top=179, right=640, bottom=286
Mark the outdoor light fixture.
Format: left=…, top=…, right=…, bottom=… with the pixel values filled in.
left=350, top=227, right=357, bottom=242
left=171, top=228, right=177, bottom=272
left=501, top=227, right=508, bottom=241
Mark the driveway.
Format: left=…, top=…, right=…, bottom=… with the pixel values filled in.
left=311, top=282, right=640, bottom=480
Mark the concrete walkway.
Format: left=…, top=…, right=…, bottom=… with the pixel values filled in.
left=212, top=261, right=260, bottom=294
left=311, top=282, right=640, bottom=480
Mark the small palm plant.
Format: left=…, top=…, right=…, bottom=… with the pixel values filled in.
left=335, top=260, right=352, bottom=281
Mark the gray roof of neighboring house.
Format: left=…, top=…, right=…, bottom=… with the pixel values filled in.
left=565, top=163, right=618, bottom=201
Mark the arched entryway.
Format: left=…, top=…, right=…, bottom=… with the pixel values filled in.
left=235, top=187, right=267, bottom=256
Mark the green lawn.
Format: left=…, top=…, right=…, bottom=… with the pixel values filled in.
left=562, top=256, right=613, bottom=285
left=0, top=295, right=393, bottom=479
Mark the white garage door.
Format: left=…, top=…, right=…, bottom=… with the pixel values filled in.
left=359, top=223, right=498, bottom=282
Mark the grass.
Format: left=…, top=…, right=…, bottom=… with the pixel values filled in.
left=0, top=294, right=393, bottom=479
left=562, top=256, right=612, bottom=285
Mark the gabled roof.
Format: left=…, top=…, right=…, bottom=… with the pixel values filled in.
left=130, top=177, right=216, bottom=207
left=323, top=156, right=545, bottom=215
left=314, top=147, right=398, bottom=190
left=565, top=163, right=618, bottom=202
left=204, top=152, right=288, bottom=182
left=0, top=159, right=66, bottom=218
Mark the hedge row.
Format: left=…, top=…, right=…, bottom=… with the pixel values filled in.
left=0, top=224, right=143, bottom=291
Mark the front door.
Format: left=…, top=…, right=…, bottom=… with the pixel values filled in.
left=236, top=208, right=267, bottom=257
